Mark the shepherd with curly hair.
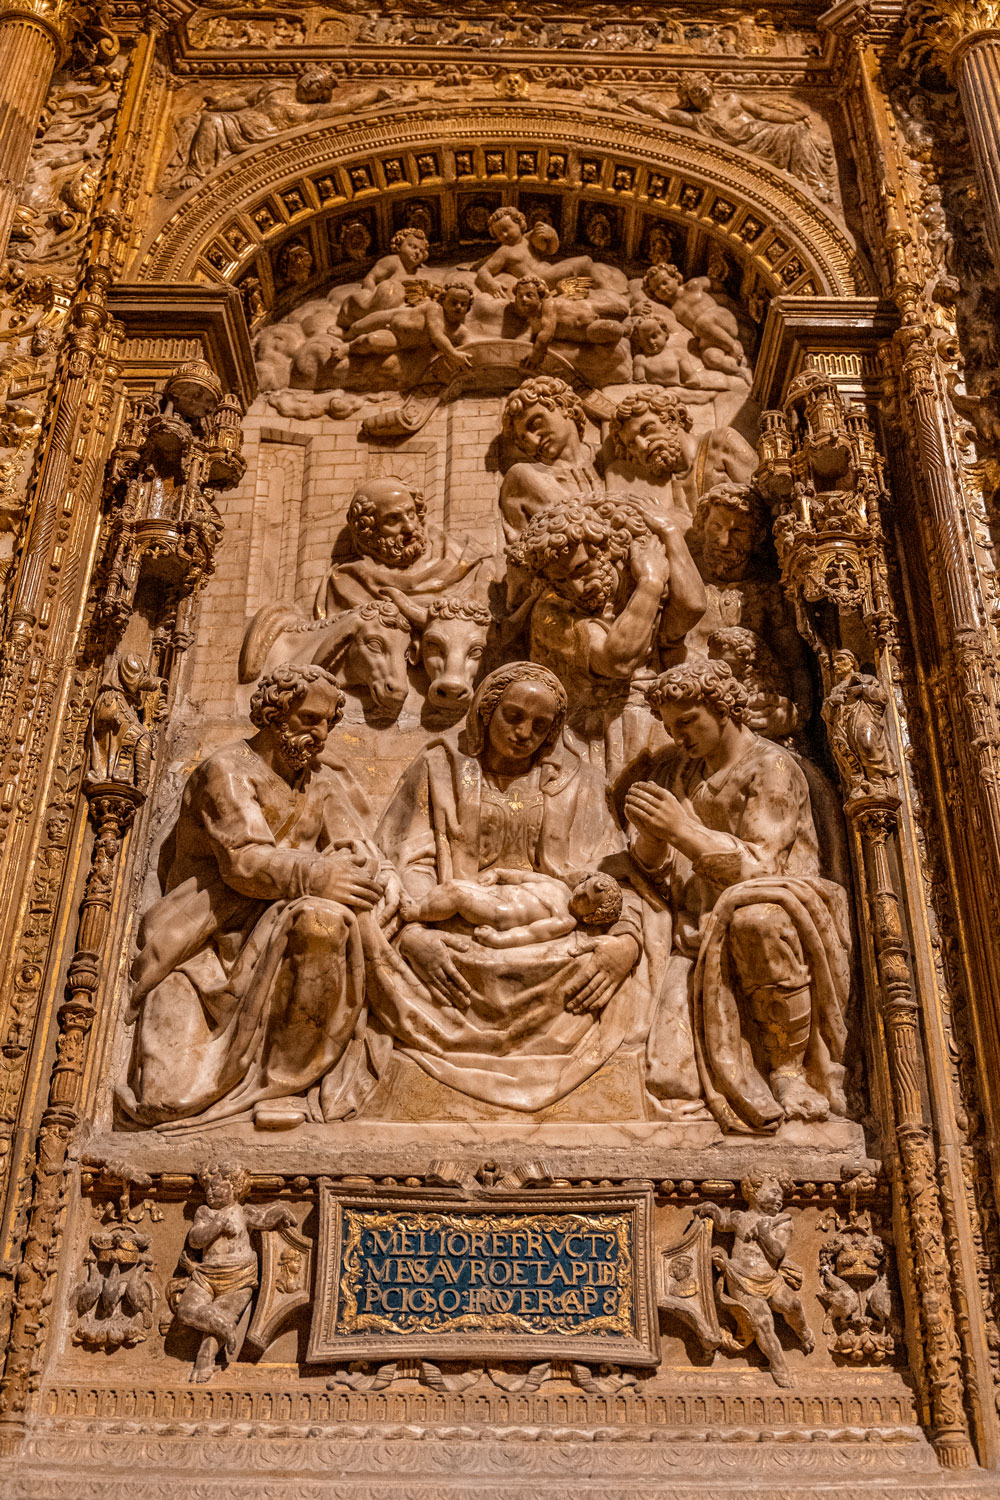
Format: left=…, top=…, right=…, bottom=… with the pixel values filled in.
left=499, top=376, right=601, bottom=536
left=609, top=386, right=756, bottom=516
left=474, top=204, right=627, bottom=298
left=625, top=659, right=852, bottom=1132
left=119, top=662, right=396, bottom=1131
left=509, top=494, right=705, bottom=765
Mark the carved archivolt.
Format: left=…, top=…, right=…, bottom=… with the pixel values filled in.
left=138, top=102, right=871, bottom=298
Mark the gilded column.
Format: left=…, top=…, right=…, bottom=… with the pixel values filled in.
left=0, top=0, right=71, bottom=261
left=951, top=18, right=1000, bottom=268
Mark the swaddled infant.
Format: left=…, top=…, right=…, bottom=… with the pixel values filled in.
left=399, top=868, right=622, bottom=949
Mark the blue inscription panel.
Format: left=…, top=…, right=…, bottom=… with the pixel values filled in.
left=308, top=1189, right=659, bottom=1365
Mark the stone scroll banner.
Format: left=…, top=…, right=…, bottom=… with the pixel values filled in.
left=308, top=1185, right=659, bottom=1366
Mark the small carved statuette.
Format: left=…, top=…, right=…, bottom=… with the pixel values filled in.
left=822, top=651, right=898, bottom=800
left=697, top=1175, right=814, bottom=1387
left=167, top=1163, right=295, bottom=1382
left=86, top=654, right=165, bottom=792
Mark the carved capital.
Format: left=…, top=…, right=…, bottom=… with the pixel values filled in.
left=0, top=0, right=73, bottom=49
left=901, top=0, right=1000, bottom=80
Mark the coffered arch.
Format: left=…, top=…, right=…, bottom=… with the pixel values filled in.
left=137, top=99, right=874, bottom=322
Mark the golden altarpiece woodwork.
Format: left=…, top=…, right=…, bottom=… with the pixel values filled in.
left=5, top=0, right=1000, bottom=1493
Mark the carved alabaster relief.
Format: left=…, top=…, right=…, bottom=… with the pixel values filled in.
left=182, top=7, right=820, bottom=59
left=625, top=660, right=851, bottom=1132
left=72, top=1172, right=162, bottom=1353
left=253, top=234, right=755, bottom=430
left=818, top=1172, right=898, bottom=1365
left=118, top=661, right=398, bottom=1132
left=109, top=200, right=873, bottom=1146
left=165, top=69, right=403, bottom=192
left=660, top=1175, right=816, bottom=1387
left=238, top=477, right=495, bottom=726
left=165, top=1162, right=296, bottom=1382
left=606, top=387, right=758, bottom=517
left=624, top=76, right=837, bottom=204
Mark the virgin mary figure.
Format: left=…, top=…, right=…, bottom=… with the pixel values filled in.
left=368, top=662, right=667, bottom=1114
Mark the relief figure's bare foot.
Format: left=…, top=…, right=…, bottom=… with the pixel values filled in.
left=771, top=1069, right=829, bottom=1123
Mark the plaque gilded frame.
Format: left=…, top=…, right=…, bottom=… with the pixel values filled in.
left=307, top=1184, right=660, bottom=1366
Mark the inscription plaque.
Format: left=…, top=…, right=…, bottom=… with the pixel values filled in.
left=308, top=1185, right=659, bottom=1365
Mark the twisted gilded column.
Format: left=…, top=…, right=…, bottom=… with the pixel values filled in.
left=0, top=0, right=71, bottom=261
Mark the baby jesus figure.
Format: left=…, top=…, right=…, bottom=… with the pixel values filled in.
left=399, top=868, right=622, bottom=949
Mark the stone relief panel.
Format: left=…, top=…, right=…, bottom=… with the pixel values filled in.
left=101, top=225, right=879, bottom=1155
left=182, top=6, right=822, bottom=59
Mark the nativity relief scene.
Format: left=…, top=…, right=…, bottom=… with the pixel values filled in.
left=8, top=2, right=1000, bottom=1493
left=113, top=206, right=859, bottom=1145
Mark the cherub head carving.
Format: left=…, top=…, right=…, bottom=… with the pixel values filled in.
left=197, top=1161, right=252, bottom=1210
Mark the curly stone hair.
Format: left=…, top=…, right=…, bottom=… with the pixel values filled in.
left=198, top=1161, right=251, bottom=1203
left=644, top=658, right=749, bottom=724
left=347, top=483, right=427, bottom=545
left=509, top=493, right=650, bottom=578
left=390, top=226, right=429, bottom=255
left=427, top=596, right=492, bottom=625
left=514, top=274, right=549, bottom=302
left=464, top=661, right=567, bottom=758
left=740, top=1172, right=787, bottom=1207
left=489, top=205, right=528, bottom=236
left=249, top=662, right=344, bottom=732
left=571, top=871, right=624, bottom=926
left=434, top=279, right=473, bottom=304
left=609, top=387, right=693, bottom=459
left=693, top=481, right=768, bottom=551
left=641, top=262, right=683, bottom=298
left=501, top=375, right=587, bottom=442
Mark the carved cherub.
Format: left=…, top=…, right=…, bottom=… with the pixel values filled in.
left=509, top=276, right=628, bottom=370
left=641, top=263, right=748, bottom=377
left=474, top=206, right=622, bottom=297
left=821, top=650, right=898, bottom=799
left=171, top=1163, right=295, bottom=1383
left=338, top=226, right=431, bottom=334
left=698, top=1174, right=814, bottom=1387
left=349, top=280, right=473, bottom=375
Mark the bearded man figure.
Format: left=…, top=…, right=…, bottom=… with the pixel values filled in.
left=315, top=478, right=492, bottom=618
left=511, top=493, right=705, bottom=769
left=686, top=481, right=812, bottom=732
left=608, top=387, right=756, bottom=517
left=118, top=663, right=396, bottom=1131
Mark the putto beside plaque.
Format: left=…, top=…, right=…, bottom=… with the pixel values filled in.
left=308, top=1185, right=659, bottom=1366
